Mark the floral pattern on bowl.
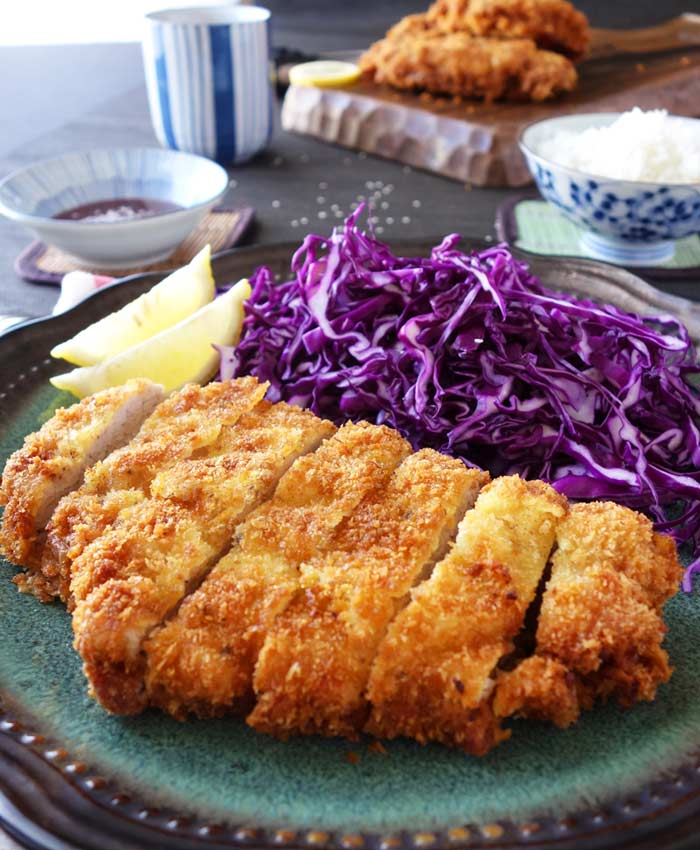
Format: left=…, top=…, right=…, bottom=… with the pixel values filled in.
left=520, top=113, right=700, bottom=267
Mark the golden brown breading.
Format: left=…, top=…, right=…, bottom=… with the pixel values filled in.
left=2, top=371, right=684, bottom=752
left=538, top=503, right=681, bottom=705
left=364, top=476, right=566, bottom=754
left=1, top=379, right=164, bottom=588
left=541, top=568, right=672, bottom=709
left=426, top=0, right=590, bottom=60
left=359, top=0, right=588, bottom=102
left=493, top=655, right=579, bottom=727
left=359, top=33, right=577, bottom=102
left=144, top=422, right=411, bottom=720
left=384, top=12, right=436, bottom=42
left=42, top=378, right=267, bottom=603
left=495, top=502, right=682, bottom=725
left=548, top=501, right=681, bottom=613
left=72, top=499, right=217, bottom=713
left=71, top=400, right=334, bottom=714
left=248, top=452, right=489, bottom=739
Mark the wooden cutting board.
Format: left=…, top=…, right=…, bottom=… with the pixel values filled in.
left=281, top=14, right=700, bottom=187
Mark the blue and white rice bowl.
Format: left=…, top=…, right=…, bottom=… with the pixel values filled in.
left=0, top=147, right=229, bottom=268
left=519, top=113, right=700, bottom=267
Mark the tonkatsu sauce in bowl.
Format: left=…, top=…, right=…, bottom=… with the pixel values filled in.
left=0, top=147, right=228, bottom=268
left=54, top=197, right=184, bottom=222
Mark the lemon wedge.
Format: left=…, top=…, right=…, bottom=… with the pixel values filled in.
left=51, top=279, right=250, bottom=398
left=289, top=60, right=360, bottom=89
left=50, top=245, right=215, bottom=366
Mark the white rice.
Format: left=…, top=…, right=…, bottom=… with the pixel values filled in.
left=537, top=108, right=700, bottom=184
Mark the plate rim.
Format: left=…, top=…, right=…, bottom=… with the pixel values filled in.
left=2, top=238, right=700, bottom=850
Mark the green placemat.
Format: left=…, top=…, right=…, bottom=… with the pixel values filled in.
left=497, top=197, right=700, bottom=276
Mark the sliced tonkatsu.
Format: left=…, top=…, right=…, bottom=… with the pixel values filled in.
left=144, top=421, right=411, bottom=720
left=0, top=378, right=164, bottom=596
left=1, top=377, right=684, bottom=755
left=42, top=377, right=266, bottom=603
left=364, top=475, right=567, bottom=755
left=494, top=502, right=682, bottom=727
left=71, top=399, right=335, bottom=714
left=249, top=451, right=489, bottom=738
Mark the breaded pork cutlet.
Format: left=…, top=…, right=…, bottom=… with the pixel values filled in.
left=144, top=422, right=410, bottom=720
left=365, top=475, right=566, bottom=755
left=42, top=378, right=266, bottom=603
left=494, top=502, right=682, bottom=727
left=249, top=452, right=489, bottom=739
left=71, top=399, right=335, bottom=714
left=0, top=379, right=164, bottom=596
left=426, top=0, right=590, bottom=60
left=359, top=33, right=577, bottom=102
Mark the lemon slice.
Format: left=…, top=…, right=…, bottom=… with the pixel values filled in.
left=289, top=60, right=360, bottom=89
left=51, top=279, right=250, bottom=398
left=50, top=245, right=215, bottom=366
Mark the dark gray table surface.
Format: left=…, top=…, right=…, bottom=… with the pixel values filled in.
left=1, top=0, right=699, bottom=320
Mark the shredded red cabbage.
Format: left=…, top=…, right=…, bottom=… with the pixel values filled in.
left=223, top=209, right=700, bottom=589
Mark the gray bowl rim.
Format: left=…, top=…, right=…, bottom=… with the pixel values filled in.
left=0, top=146, right=230, bottom=228
left=518, top=112, right=700, bottom=191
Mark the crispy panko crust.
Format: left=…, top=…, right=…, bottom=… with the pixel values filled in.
left=493, top=656, right=579, bottom=727
left=358, top=0, right=588, bottom=102
left=144, top=422, right=410, bottom=720
left=365, top=476, right=567, bottom=754
left=495, top=502, right=682, bottom=725
left=384, top=12, right=436, bottom=42
left=359, top=33, right=577, bottom=102
left=71, top=400, right=334, bottom=714
left=42, top=378, right=267, bottom=603
left=539, top=567, right=672, bottom=708
left=2, top=376, right=684, bottom=755
left=548, top=501, right=681, bottom=613
left=72, top=499, right=218, bottom=714
left=426, top=0, right=590, bottom=60
left=1, top=379, right=163, bottom=583
left=249, top=453, right=489, bottom=739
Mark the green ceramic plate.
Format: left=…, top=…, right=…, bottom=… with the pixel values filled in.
left=1, top=243, right=700, bottom=850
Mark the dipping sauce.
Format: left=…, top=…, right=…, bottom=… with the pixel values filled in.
left=54, top=197, right=183, bottom=223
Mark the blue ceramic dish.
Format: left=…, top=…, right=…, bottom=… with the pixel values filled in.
left=519, top=113, right=700, bottom=267
left=0, top=147, right=229, bottom=268
left=2, top=245, right=700, bottom=850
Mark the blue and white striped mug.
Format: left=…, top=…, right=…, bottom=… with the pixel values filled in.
left=143, top=5, right=272, bottom=165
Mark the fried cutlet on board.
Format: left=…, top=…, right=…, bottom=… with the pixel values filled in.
left=364, top=475, right=566, bottom=755
left=359, top=33, right=577, bottom=102
left=70, top=400, right=334, bottom=714
left=360, top=32, right=578, bottom=101
left=494, top=502, right=682, bottom=727
left=42, top=378, right=266, bottom=604
left=0, top=379, right=164, bottom=593
left=426, top=0, right=590, bottom=60
left=249, top=452, right=489, bottom=738
left=359, top=0, right=588, bottom=102
left=144, top=421, right=411, bottom=720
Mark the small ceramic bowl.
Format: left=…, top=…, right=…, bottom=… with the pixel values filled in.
left=0, top=148, right=229, bottom=269
left=519, top=113, right=700, bottom=266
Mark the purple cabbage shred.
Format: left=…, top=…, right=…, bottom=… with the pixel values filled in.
left=224, top=208, right=700, bottom=590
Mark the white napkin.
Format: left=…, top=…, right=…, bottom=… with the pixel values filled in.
left=52, top=271, right=116, bottom=315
